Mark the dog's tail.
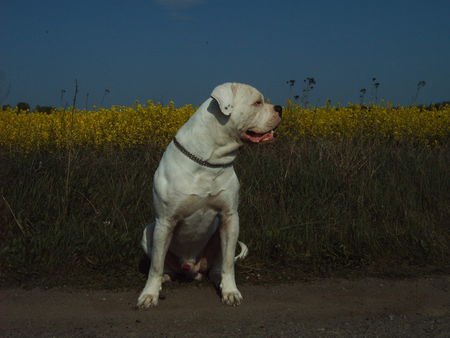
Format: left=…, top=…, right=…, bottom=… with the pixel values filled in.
left=234, top=241, right=249, bottom=262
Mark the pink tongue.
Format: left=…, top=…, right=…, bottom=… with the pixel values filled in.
left=244, top=132, right=274, bottom=143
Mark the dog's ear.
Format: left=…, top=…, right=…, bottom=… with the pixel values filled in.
left=211, top=83, right=237, bottom=116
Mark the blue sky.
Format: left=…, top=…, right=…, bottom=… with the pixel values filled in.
left=1, top=0, right=449, bottom=108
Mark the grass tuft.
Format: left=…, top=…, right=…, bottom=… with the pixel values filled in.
left=1, top=138, right=449, bottom=286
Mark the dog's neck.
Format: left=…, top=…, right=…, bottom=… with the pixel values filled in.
left=175, top=99, right=242, bottom=166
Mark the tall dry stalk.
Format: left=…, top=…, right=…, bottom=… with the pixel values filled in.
left=63, top=79, right=78, bottom=217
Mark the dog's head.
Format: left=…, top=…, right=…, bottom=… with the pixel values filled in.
left=211, top=83, right=282, bottom=143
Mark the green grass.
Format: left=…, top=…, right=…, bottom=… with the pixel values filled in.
left=1, top=138, right=449, bottom=287
left=238, top=138, right=449, bottom=274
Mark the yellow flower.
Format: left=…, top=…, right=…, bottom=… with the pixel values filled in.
left=0, top=102, right=448, bottom=152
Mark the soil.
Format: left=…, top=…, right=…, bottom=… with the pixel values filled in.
left=1, top=276, right=449, bottom=337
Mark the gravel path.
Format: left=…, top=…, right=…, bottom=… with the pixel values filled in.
left=1, top=276, right=449, bottom=337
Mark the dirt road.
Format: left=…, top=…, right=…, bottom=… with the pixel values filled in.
left=1, top=276, right=449, bottom=337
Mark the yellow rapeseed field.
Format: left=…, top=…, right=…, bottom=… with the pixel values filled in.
left=281, top=102, right=450, bottom=141
left=0, top=101, right=448, bottom=152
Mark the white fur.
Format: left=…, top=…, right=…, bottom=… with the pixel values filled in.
left=137, top=83, right=281, bottom=308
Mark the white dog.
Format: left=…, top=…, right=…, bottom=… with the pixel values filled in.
left=137, top=83, right=282, bottom=308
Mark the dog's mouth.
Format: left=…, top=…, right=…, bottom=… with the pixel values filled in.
left=243, top=129, right=276, bottom=143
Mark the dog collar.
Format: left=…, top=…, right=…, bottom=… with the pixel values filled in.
left=173, top=137, right=234, bottom=168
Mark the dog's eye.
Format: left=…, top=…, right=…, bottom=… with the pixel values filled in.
left=254, top=100, right=263, bottom=106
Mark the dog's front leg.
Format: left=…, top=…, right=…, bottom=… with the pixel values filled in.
left=137, top=218, right=173, bottom=308
left=219, top=213, right=242, bottom=306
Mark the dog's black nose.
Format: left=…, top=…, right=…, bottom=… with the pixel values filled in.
left=274, top=105, right=282, bottom=118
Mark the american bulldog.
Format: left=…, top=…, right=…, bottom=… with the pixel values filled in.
left=137, top=83, right=282, bottom=308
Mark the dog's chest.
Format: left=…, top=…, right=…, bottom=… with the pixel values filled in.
left=175, top=165, right=236, bottom=199
left=174, top=190, right=226, bottom=220
left=191, top=174, right=226, bottom=197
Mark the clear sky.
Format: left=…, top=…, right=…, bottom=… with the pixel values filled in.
left=1, top=0, right=449, bottom=108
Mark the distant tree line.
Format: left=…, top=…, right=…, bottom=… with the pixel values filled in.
left=1, top=78, right=449, bottom=113
left=0, top=78, right=112, bottom=112
left=1, top=102, right=54, bottom=113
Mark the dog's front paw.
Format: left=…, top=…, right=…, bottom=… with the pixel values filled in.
left=137, top=292, right=159, bottom=309
left=221, top=289, right=243, bottom=306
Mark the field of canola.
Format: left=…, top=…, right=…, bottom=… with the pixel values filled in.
left=0, top=101, right=448, bottom=152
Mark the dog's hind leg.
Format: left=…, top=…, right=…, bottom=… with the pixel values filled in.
left=140, top=222, right=155, bottom=256
left=138, top=222, right=154, bottom=275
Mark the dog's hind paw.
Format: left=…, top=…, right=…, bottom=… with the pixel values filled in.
left=137, top=292, right=159, bottom=309
left=221, top=289, right=243, bottom=306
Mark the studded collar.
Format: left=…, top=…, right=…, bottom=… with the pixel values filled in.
left=173, top=137, right=234, bottom=168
